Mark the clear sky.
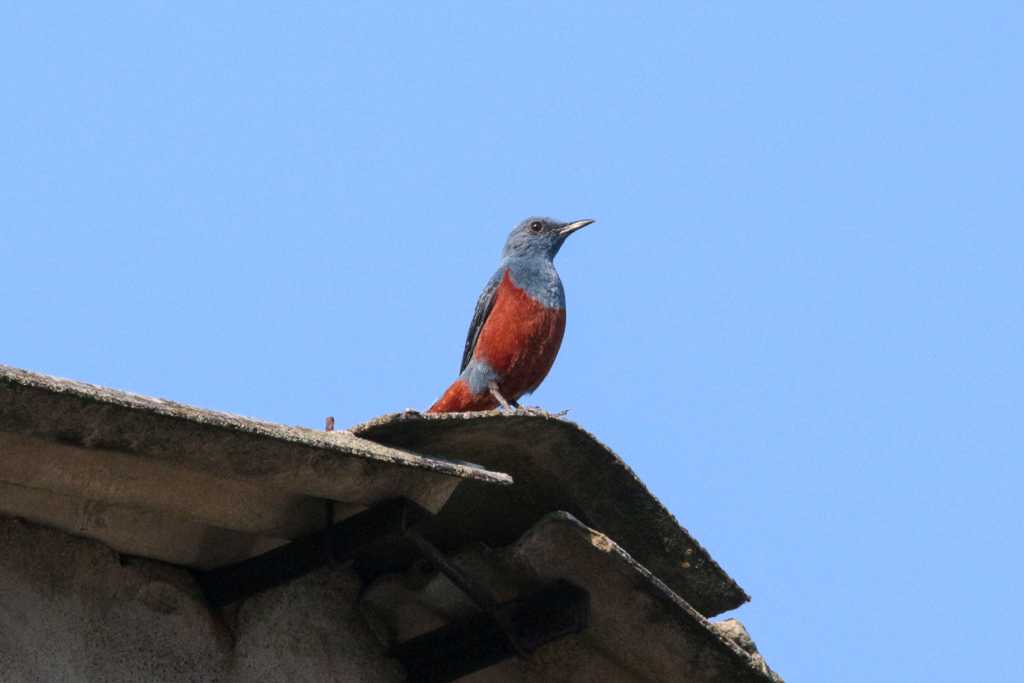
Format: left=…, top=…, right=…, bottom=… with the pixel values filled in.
left=2, top=4, right=1021, bottom=680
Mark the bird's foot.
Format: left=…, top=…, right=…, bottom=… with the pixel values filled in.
left=488, top=382, right=518, bottom=414
left=515, top=405, right=571, bottom=418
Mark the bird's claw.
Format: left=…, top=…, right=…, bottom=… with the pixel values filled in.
left=512, top=405, right=570, bottom=418
left=486, top=383, right=569, bottom=418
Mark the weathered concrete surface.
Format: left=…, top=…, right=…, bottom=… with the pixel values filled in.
left=0, top=365, right=780, bottom=680
left=0, top=480, right=287, bottom=569
left=0, top=365, right=510, bottom=568
left=0, top=516, right=404, bottom=683
left=353, top=410, right=748, bottom=617
left=361, top=512, right=780, bottom=682
left=711, top=619, right=782, bottom=682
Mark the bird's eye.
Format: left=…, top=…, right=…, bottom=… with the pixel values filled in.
left=529, top=221, right=543, bottom=233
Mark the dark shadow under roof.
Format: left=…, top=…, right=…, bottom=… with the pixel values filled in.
left=361, top=512, right=777, bottom=682
left=352, top=410, right=749, bottom=617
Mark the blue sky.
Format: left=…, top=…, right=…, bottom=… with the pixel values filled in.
left=2, top=4, right=1021, bottom=680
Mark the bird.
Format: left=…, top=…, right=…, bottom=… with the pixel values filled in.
left=428, top=216, right=593, bottom=413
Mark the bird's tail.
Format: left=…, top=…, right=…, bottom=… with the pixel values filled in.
left=428, top=379, right=498, bottom=413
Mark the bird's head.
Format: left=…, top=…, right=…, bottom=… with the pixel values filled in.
left=501, top=217, right=594, bottom=261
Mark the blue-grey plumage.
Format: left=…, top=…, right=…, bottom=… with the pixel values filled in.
left=432, top=217, right=593, bottom=413
left=459, top=217, right=592, bottom=372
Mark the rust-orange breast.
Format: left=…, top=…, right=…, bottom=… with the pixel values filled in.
left=473, top=270, right=567, bottom=400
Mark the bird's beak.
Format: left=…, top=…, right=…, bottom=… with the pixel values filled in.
left=559, top=219, right=594, bottom=236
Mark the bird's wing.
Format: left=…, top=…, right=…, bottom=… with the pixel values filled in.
left=460, top=268, right=504, bottom=373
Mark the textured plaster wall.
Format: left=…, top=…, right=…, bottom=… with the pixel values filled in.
left=0, top=516, right=403, bottom=683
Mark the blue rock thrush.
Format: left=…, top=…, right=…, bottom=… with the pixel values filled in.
left=429, top=217, right=593, bottom=413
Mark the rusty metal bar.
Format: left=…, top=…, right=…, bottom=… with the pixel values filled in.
left=405, top=529, right=500, bottom=613
left=406, top=529, right=529, bottom=657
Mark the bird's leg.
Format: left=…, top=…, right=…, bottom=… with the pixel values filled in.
left=487, top=382, right=516, bottom=413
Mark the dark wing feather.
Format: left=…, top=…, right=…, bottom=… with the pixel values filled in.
left=460, top=268, right=504, bottom=373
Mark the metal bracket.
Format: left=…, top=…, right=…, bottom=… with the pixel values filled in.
left=195, top=496, right=590, bottom=682
left=197, top=497, right=430, bottom=608
left=390, top=579, right=590, bottom=683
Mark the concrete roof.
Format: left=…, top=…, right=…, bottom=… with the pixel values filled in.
left=361, top=512, right=779, bottom=682
left=353, top=411, right=748, bottom=617
left=0, top=364, right=781, bottom=680
left=0, top=365, right=510, bottom=569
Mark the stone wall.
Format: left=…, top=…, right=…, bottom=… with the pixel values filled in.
left=0, top=516, right=403, bottom=683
